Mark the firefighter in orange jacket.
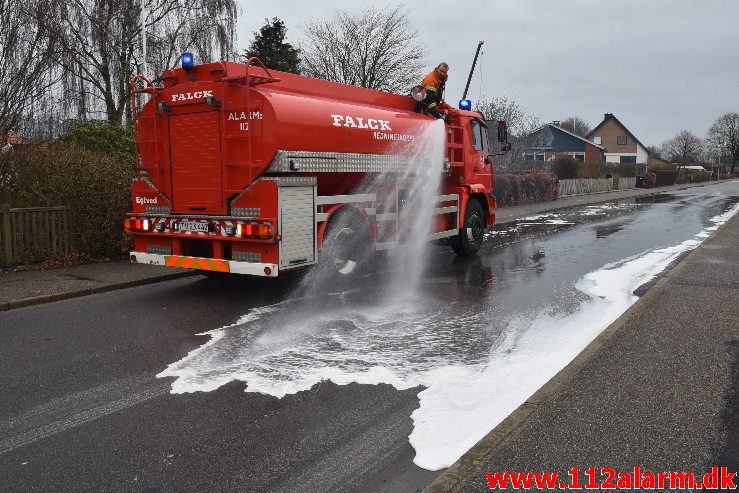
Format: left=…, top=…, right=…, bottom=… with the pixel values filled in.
left=419, top=63, right=449, bottom=119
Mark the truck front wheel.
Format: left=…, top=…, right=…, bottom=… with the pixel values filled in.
left=450, top=199, right=485, bottom=256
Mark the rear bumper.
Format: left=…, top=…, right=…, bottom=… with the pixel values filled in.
left=130, top=252, right=279, bottom=277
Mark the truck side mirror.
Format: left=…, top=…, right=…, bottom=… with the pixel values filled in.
left=497, top=120, right=508, bottom=143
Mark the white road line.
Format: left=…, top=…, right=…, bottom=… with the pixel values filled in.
left=0, top=374, right=168, bottom=455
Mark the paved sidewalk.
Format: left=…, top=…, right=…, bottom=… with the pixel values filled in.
left=0, top=261, right=191, bottom=311
left=426, top=199, right=739, bottom=491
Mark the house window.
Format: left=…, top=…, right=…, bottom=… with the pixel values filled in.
left=593, top=136, right=602, bottom=145
left=620, top=155, right=637, bottom=164
left=617, top=135, right=627, bottom=145
left=524, top=152, right=546, bottom=161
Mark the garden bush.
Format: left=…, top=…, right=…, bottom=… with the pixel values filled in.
left=0, top=145, right=134, bottom=258
left=576, top=161, right=603, bottom=179
left=494, top=171, right=558, bottom=207
left=56, top=122, right=135, bottom=163
left=550, top=157, right=579, bottom=179
left=550, top=158, right=607, bottom=179
left=605, top=162, right=638, bottom=177
left=644, top=172, right=657, bottom=188
left=686, top=172, right=711, bottom=183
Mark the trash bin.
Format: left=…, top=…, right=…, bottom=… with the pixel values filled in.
left=635, top=175, right=645, bottom=188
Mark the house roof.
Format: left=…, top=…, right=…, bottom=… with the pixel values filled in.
left=530, top=123, right=605, bottom=150
left=586, top=113, right=648, bottom=151
left=6, top=131, right=27, bottom=145
left=648, top=155, right=671, bottom=165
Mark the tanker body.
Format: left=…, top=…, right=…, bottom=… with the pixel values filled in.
left=127, top=57, right=509, bottom=277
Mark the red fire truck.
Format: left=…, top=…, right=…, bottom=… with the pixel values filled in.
left=126, top=56, right=509, bottom=277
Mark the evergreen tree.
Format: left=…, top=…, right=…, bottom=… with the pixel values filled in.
left=244, top=18, right=300, bottom=73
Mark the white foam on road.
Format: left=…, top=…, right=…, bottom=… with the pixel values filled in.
left=580, top=202, right=633, bottom=216
left=412, top=201, right=739, bottom=469
left=158, top=202, right=739, bottom=471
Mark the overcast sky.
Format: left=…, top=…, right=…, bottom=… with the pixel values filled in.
left=236, top=0, right=739, bottom=146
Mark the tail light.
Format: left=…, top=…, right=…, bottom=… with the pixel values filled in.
left=236, top=221, right=272, bottom=239
left=125, top=218, right=150, bottom=232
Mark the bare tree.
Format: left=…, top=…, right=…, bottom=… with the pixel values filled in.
left=42, top=0, right=238, bottom=125
left=300, top=5, right=425, bottom=93
left=705, top=112, right=739, bottom=173
left=476, top=96, right=541, bottom=169
left=646, top=145, right=662, bottom=159
left=559, top=116, right=592, bottom=137
left=660, top=130, right=703, bottom=165
left=0, top=0, right=56, bottom=140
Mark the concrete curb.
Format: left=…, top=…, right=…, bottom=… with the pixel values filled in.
left=0, top=271, right=196, bottom=312
left=423, top=209, right=739, bottom=493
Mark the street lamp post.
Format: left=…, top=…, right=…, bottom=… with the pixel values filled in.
left=141, top=0, right=147, bottom=76
left=717, top=139, right=722, bottom=181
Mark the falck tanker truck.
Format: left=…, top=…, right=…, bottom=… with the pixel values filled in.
left=126, top=56, right=509, bottom=277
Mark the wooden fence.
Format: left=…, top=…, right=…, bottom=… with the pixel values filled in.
left=617, top=177, right=637, bottom=190
left=558, top=177, right=637, bottom=197
left=1, top=204, right=74, bottom=268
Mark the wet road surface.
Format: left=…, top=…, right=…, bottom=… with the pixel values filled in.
left=1, top=181, right=737, bottom=492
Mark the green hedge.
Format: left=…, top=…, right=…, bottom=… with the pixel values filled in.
left=56, top=122, right=135, bottom=163
left=550, top=157, right=638, bottom=180
left=0, top=145, right=134, bottom=258
left=494, top=171, right=559, bottom=207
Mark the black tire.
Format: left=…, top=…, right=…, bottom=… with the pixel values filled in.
left=450, top=199, right=486, bottom=256
left=320, top=209, right=372, bottom=277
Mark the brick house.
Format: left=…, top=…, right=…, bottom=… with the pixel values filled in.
left=586, top=113, right=648, bottom=164
left=524, top=123, right=605, bottom=162
left=2, top=131, right=30, bottom=151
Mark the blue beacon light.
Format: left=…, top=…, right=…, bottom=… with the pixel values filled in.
left=181, top=52, right=195, bottom=70
left=459, top=99, right=472, bottom=110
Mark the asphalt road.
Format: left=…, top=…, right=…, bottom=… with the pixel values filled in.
left=0, top=274, right=443, bottom=492
left=1, top=181, right=737, bottom=493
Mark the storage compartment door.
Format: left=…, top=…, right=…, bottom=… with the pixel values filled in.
left=279, top=186, right=316, bottom=268
left=169, top=111, right=223, bottom=214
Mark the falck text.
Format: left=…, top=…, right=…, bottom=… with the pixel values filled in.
left=330, top=114, right=414, bottom=142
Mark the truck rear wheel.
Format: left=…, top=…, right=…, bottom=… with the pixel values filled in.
left=321, top=209, right=372, bottom=276
left=450, top=199, right=485, bottom=257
